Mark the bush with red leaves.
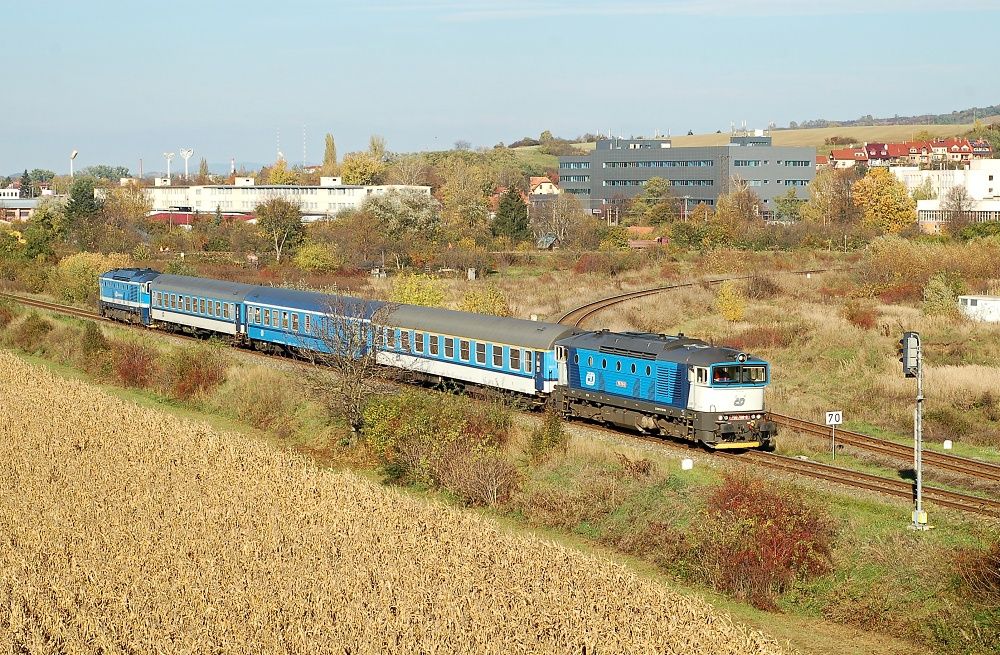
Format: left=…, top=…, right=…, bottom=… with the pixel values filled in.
left=111, top=340, right=159, bottom=388
left=694, top=472, right=837, bottom=609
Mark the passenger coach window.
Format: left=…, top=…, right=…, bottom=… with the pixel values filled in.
left=282, top=312, right=289, bottom=329
left=445, top=338, right=455, bottom=359
left=414, top=332, right=424, bottom=354
left=216, top=301, right=222, bottom=317
left=185, top=297, right=191, bottom=312
left=492, top=345, right=502, bottom=367
left=401, top=331, right=410, bottom=352
left=304, top=315, right=310, bottom=334
left=475, top=343, right=486, bottom=365
left=430, top=335, right=439, bottom=356
left=221, top=304, right=229, bottom=319
left=263, top=309, right=270, bottom=325
left=510, top=348, right=521, bottom=371
left=171, top=294, right=176, bottom=309
left=525, top=350, right=534, bottom=373
left=460, top=340, right=470, bottom=361
left=292, top=314, right=299, bottom=332
left=200, top=299, right=206, bottom=314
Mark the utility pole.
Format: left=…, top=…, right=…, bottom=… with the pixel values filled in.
left=899, top=331, right=928, bottom=530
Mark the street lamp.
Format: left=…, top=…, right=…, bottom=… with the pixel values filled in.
left=683, top=195, right=691, bottom=222
left=163, top=152, right=176, bottom=183
left=70, top=150, right=79, bottom=178
left=179, top=148, right=193, bottom=179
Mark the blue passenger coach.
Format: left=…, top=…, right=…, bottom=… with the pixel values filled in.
left=148, top=275, right=255, bottom=337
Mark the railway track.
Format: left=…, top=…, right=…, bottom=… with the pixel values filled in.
left=729, top=450, right=1000, bottom=519
left=6, top=289, right=999, bottom=519
left=556, top=268, right=833, bottom=327
left=770, top=412, right=1000, bottom=484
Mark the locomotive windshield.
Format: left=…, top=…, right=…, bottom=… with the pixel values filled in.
left=711, top=365, right=767, bottom=385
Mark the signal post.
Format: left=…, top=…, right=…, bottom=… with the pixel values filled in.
left=899, top=331, right=928, bottom=530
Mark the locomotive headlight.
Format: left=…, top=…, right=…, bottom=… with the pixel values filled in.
left=717, top=415, right=724, bottom=422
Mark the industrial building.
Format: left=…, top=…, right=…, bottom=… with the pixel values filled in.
left=139, top=176, right=431, bottom=218
left=558, top=130, right=816, bottom=217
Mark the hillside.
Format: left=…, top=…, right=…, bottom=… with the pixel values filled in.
left=791, top=103, right=1000, bottom=128
left=0, top=352, right=783, bottom=653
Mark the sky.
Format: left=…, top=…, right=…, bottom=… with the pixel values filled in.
left=4, top=0, right=999, bottom=175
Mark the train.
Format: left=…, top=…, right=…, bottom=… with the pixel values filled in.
left=98, top=268, right=776, bottom=450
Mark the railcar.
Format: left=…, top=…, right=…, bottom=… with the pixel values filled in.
left=98, top=268, right=159, bottom=324
left=553, top=330, right=776, bottom=449
left=149, top=275, right=256, bottom=338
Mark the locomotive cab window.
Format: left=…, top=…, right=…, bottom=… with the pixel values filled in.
left=742, top=366, right=767, bottom=383
left=712, top=366, right=740, bottom=384
left=696, top=368, right=708, bottom=384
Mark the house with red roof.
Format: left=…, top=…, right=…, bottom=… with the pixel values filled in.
left=864, top=143, right=891, bottom=166
left=971, top=138, right=994, bottom=159
left=829, top=148, right=868, bottom=169
left=815, top=155, right=830, bottom=169
left=528, top=176, right=560, bottom=195
left=929, top=137, right=973, bottom=164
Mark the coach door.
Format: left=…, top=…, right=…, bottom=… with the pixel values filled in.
left=555, top=345, right=568, bottom=386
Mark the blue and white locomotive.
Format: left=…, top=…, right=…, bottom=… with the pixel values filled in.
left=98, top=268, right=776, bottom=449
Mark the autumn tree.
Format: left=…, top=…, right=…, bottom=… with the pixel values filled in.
left=255, top=197, right=303, bottom=263
left=715, top=179, right=763, bottom=224
left=362, top=189, right=441, bottom=241
left=629, top=177, right=678, bottom=225
left=530, top=193, right=594, bottom=246
left=268, top=159, right=298, bottom=185
left=852, top=167, right=916, bottom=234
left=368, top=134, right=387, bottom=162
left=911, top=177, right=937, bottom=201
left=101, top=184, right=152, bottom=252
left=801, top=168, right=861, bottom=226
left=438, top=156, right=490, bottom=243
left=389, top=272, right=444, bottom=307
left=321, top=133, right=338, bottom=176
left=491, top=187, right=530, bottom=242
left=341, top=152, right=384, bottom=185
left=772, top=188, right=804, bottom=222
left=384, top=154, right=429, bottom=185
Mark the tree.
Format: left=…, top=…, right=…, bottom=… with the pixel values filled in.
left=716, top=281, right=746, bottom=322
left=389, top=272, right=444, bottom=307
left=454, top=140, right=471, bottom=151
left=459, top=284, right=512, bottom=316
left=65, top=177, right=102, bottom=249
left=911, top=177, right=937, bottom=201
left=19, top=170, right=31, bottom=198
left=197, top=158, right=210, bottom=184
left=293, top=241, right=341, bottom=272
left=307, top=296, right=394, bottom=436
left=341, top=152, right=384, bottom=185
left=715, top=179, right=763, bottom=224
left=362, top=189, right=441, bottom=241
left=320, top=133, right=338, bottom=177
left=268, top=159, right=298, bottom=185
left=852, top=168, right=916, bottom=234
left=255, top=197, right=303, bottom=263
left=80, top=165, right=130, bottom=180
left=531, top=193, right=593, bottom=245
left=914, top=129, right=933, bottom=142
left=630, top=177, right=678, bottom=224
left=368, top=134, right=387, bottom=162
left=491, top=187, right=530, bottom=242
left=384, top=154, right=429, bottom=186
left=773, top=188, right=804, bottom=222
left=438, top=156, right=490, bottom=243
left=100, top=184, right=152, bottom=252
left=801, top=168, right=861, bottom=226
left=942, top=185, right=974, bottom=235
left=23, top=201, right=67, bottom=259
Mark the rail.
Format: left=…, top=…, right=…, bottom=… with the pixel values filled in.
left=770, top=412, right=1000, bottom=484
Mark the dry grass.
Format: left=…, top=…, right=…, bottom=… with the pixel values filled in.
left=0, top=352, right=783, bottom=654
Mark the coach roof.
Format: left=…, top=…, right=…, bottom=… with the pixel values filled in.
left=244, top=287, right=381, bottom=316
left=388, top=304, right=580, bottom=350
left=151, top=274, right=256, bottom=301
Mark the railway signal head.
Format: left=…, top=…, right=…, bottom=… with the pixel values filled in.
left=898, top=331, right=919, bottom=378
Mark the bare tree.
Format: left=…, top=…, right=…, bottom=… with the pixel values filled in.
left=530, top=193, right=591, bottom=245
left=306, top=295, right=396, bottom=438
left=384, top=154, right=431, bottom=186
left=943, top=185, right=975, bottom=235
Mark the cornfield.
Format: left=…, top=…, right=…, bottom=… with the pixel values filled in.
left=0, top=352, right=783, bottom=654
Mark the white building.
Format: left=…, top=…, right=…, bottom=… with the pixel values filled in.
left=958, top=296, right=1000, bottom=322
left=893, top=159, right=1000, bottom=202
left=139, top=177, right=432, bottom=217
left=0, top=188, right=20, bottom=199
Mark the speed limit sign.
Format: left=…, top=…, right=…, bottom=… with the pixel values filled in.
left=825, top=411, right=843, bottom=426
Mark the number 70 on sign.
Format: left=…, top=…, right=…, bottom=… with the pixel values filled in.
left=826, top=411, right=843, bottom=426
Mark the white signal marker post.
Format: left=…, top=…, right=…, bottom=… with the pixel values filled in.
left=825, top=411, right=843, bottom=460
left=899, top=331, right=928, bottom=530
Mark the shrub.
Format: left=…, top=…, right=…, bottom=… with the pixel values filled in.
left=459, top=284, right=512, bottom=317
left=164, top=260, right=197, bottom=276
left=5, top=312, right=52, bottom=352
left=715, top=281, right=746, bottom=322
left=923, top=273, right=962, bottom=317
left=693, top=472, right=837, bottom=609
left=0, top=301, right=15, bottom=329
left=110, top=340, right=158, bottom=388
left=956, top=541, right=1000, bottom=608
left=364, top=391, right=519, bottom=505
left=725, top=324, right=799, bottom=350
left=527, top=409, right=569, bottom=461
left=16, top=259, right=52, bottom=293
left=389, top=272, right=444, bottom=307
left=293, top=241, right=341, bottom=273
left=842, top=299, right=878, bottom=330
left=80, top=321, right=109, bottom=356
left=49, top=252, right=133, bottom=304
left=744, top=274, right=780, bottom=300
left=164, top=344, right=229, bottom=400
